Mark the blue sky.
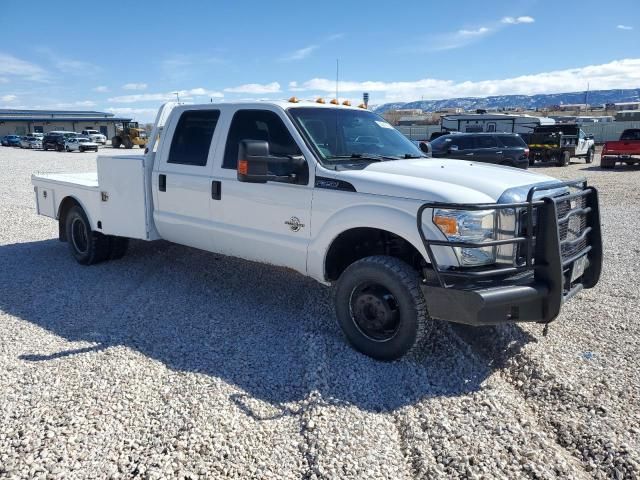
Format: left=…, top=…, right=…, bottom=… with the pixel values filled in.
left=1, top=0, right=639, bottom=121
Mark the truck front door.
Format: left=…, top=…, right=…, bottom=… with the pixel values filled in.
left=210, top=108, right=313, bottom=275
left=152, top=108, right=222, bottom=251
left=577, top=129, right=588, bottom=155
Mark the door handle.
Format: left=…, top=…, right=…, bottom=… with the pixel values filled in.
left=496, top=151, right=503, bottom=155
left=465, top=153, right=474, bottom=156
left=211, top=180, right=221, bottom=200
left=159, top=174, right=166, bottom=192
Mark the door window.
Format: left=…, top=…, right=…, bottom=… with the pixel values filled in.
left=450, top=136, right=474, bottom=150
left=476, top=136, right=498, bottom=148
left=486, top=123, right=496, bottom=132
left=223, top=110, right=301, bottom=170
left=167, top=110, right=220, bottom=166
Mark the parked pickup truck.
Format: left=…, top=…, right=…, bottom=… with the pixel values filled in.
left=528, top=124, right=595, bottom=166
left=31, top=101, right=603, bottom=360
left=601, top=129, right=640, bottom=169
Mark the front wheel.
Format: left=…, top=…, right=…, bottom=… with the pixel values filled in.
left=334, top=256, right=432, bottom=361
left=585, top=148, right=594, bottom=164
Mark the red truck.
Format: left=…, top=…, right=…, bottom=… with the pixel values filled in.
left=601, top=129, right=640, bottom=169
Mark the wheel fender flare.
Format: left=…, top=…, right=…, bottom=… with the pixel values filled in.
left=57, top=195, right=96, bottom=241
left=307, top=203, right=456, bottom=283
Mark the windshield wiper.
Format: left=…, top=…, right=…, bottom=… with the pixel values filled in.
left=326, top=153, right=402, bottom=162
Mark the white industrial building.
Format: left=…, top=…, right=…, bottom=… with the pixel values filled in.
left=0, top=109, right=132, bottom=138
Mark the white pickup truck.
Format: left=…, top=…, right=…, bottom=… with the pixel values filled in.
left=32, top=101, right=603, bottom=360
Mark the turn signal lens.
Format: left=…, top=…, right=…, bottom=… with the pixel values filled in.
left=238, top=159, right=248, bottom=175
left=433, top=215, right=458, bottom=236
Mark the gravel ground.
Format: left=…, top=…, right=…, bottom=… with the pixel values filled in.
left=0, top=146, right=639, bottom=479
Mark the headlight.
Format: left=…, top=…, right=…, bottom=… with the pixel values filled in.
left=433, top=209, right=497, bottom=266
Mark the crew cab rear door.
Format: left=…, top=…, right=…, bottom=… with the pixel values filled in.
left=152, top=107, right=223, bottom=251
left=208, top=106, right=314, bottom=275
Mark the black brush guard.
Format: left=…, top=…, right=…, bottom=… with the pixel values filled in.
left=416, top=179, right=602, bottom=326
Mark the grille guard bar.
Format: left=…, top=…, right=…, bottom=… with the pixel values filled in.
left=417, top=179, right=603, bottom=323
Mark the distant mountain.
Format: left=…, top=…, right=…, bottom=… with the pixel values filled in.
left=372, top=88, right=640, bottom=113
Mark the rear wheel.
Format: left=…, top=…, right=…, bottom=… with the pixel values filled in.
left=112, top=136, right=121, bottom=148
left=57, top=144, right=64, bottom=152
left=558, top=151, right=570, bottom=167
left=64, top=205, right=111, bottom=265
left=334, top=255, right=432, bottom=361
left=600, top=157, right=615, bottom=169
left=124, top=138, right=133, bottom=149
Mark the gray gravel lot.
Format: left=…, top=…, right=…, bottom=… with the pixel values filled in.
left=0, top=146, right=639, bottom=479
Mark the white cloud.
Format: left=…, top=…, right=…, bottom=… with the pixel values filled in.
left=223, top=82, right=281, bottom=94
left=123, top=83, right=148, bottom=90
left=93, top=86, right=109, bottom=92
left=289, top=58, right=640, bottom=103
left=458, top=27, right=490, bottom=36
left=280, top=45, right=318, bottom=62
left=501, top=16, right=535, bottom=24
left=108, top=88, right=223, bottom=103
left=617, top=24, right=633, bottom=30
left=1, top=94, right=17, bottom=102
left=106, top=107, right=160, bottom=123
left=0, top=52, right=47, bottom=81
left=425, top=15, right=533, bottom=51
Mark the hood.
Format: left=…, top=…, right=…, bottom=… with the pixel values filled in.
left=334, top=158, right=558, bottom=204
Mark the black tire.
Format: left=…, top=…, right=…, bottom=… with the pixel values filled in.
left=112, top=136, right=121, bottom=148
left=124, top=138, right=133, bottom=149
left=558, top=150, right=570, bottom=167
left=108, top=236, right=129, bottom=260
left=585, top=148, right=594, bottom=164
left=64, top=205, right=111, bottom=265
left=600, top=156, right=615, bottom=169
left=57, top=144, right=64, bottom=152
left=334, top=255, right=432, bottom=361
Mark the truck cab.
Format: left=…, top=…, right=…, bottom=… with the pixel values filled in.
left=31, top=101, right=602, bottom=360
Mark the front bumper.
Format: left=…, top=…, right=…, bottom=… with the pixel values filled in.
left=417, top=180, right=602, bottom=326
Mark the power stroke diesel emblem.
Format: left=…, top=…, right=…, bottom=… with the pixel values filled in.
left=285, top=217, right=305, bottom=232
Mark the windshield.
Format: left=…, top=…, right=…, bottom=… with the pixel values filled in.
left=289, top=107, right=424, bottom=165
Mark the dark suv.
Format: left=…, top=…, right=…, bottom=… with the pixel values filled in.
left=430, top=133, right=530, bottom=169
left=42, top=133, right=66, bottom=151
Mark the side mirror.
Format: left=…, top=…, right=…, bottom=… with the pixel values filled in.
left=448, top=144, right=459, bottom=153
left=237, top=139, right=306, bottom=184
left=418, top=141, right=430, bottom=154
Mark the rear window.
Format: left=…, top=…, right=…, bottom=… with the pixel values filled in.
left=168, top=109, right=220, bottom=166
left=497, top=135, right=527, bottom=147
left=620, top=129, right=640, bottom=141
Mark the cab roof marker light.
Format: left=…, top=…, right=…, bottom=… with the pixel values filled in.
left=288, top=96, right=299, bottom=103
left=342, top=100, right=351, bottom=106
left=330, top=99, right=339, bottom=105
left=316, top=98, right=325, bottom=104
